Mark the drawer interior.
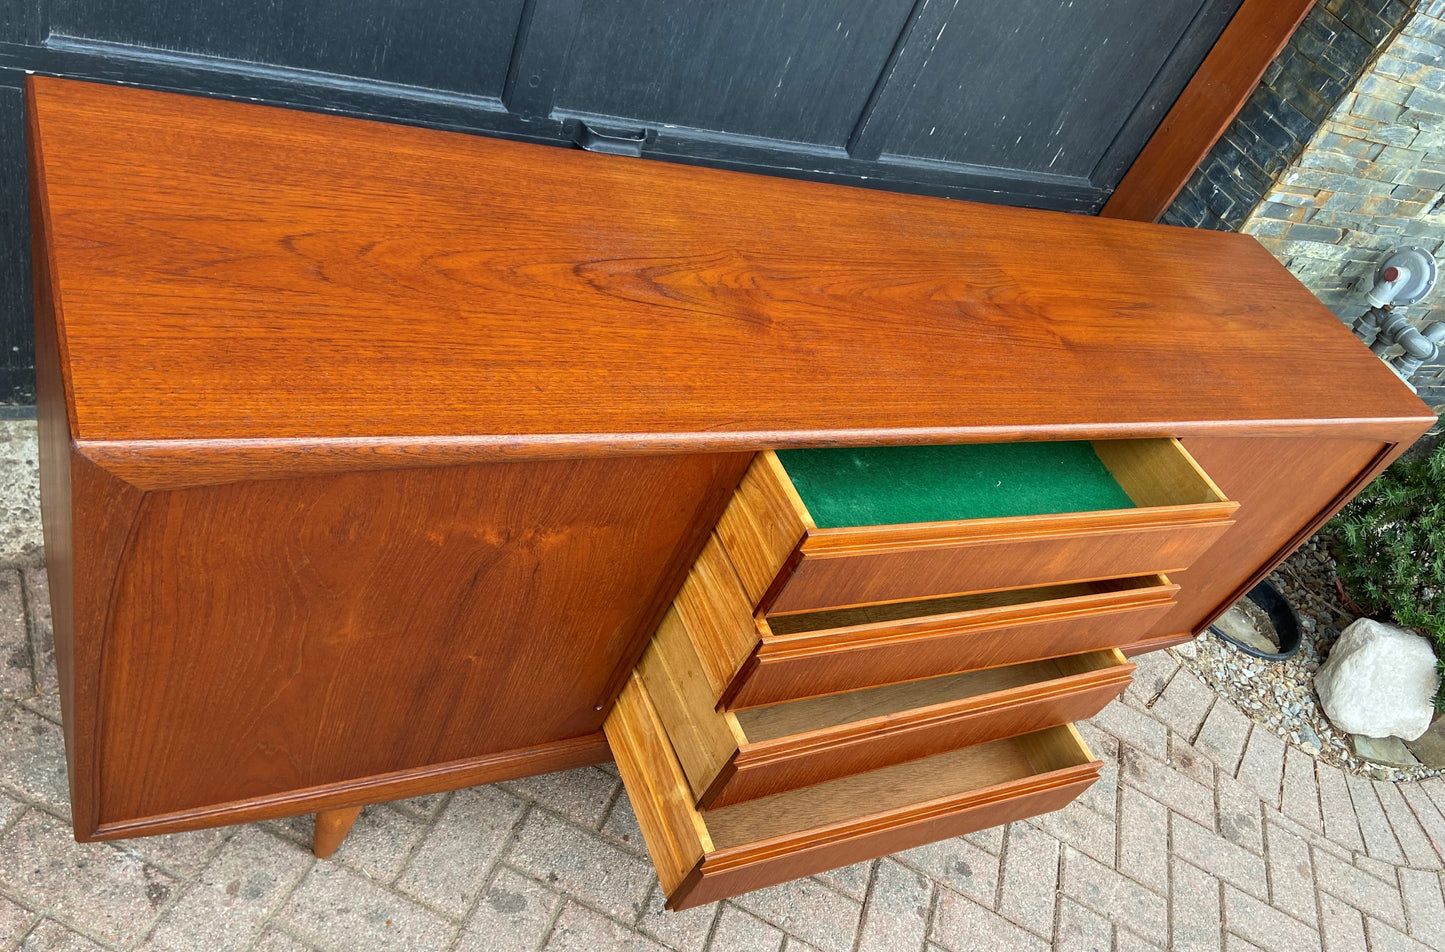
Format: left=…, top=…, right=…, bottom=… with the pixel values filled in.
left=732, top=649, right=1125, bottom=742
left=774, top=438, right=1225, bottom=528
left=606, top=671, right=1101, bottom=908
left=765, top=574, right=1171, bottom=635
left=703, top=725, right=1093, bottom=849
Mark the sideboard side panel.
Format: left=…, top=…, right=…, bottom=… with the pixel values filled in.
left=92, top=451, right=749, bottom=827
left=1142, top=435, right=1393, bottom=647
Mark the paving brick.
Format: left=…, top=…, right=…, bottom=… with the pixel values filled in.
left=1054, top=897, right=1111, bottom=952
left=1399, top=782, right=1445, bottom=861
left=0, top=896, right=37, bottom=951
left=1124, top=650, right=1179, bottom=705
left=1319, top=893, right=1368, bottom=952
left=1173, top=814, right=1269, bottom=902
left=1264, top=821, right=1316, bottom=927
left=1346, top=773, right=1406, bottom=864
left=1235, top=728, right=1286, bottom=808
left=1027, top=802, right=1115, bottom=867
left=399, top=786, right=526, bottom=918
left=391, top=793, right=449, bottom=822
left=996, top=821, right=1059, bottom=938
left=930, top=889, right=1049, bottom=952
left=633, top=885, right=715, bottom=952
left=505, top=807, right=655, bottom=923
left=896, top=835, right=999, bottom=906
left=1117, top=785, right=1167, bottom=894
left=1311, top=846, right=1408, bottom=930
left=813, top=861, right=871, bottom=902
left=1316, top=764, right=1366, bottom=853
left=1172, top=856, right=1222, bottom=952
left=1365, top=916, right=1437, bottom=952
left=710, top=903, right=784, bottom=952
left=1268, top=807, right=1353, bottom=868
left=544, top=902, right=666, bottom=952
left=1226, top=935, right=1269, bottom=952
left=250, top=930, right=316, bottom=952
left=1116, top=927, right=1166, bottom=952
left=0, top=573, right=31, bottom=703
left=732, top=877, right=862, bottom=952
left=143, top=827, right=311, bottom=952
left=1375, top=780, right=1443, bottom=869
left=0, top=811, right=173, bottom=947
left=281, top=862, right=455, bottom=952
left=1398, top=867, right=1445, bottom=951
left=19, top=569, right=56, bottom=725
left=331, top=805, right=426, bottom=882
left=1089, top=699, right=1169, bottom=761
left=1073, top=724, right=1119, bottom=819
left=1216, top=771, right=1265, bottom=854
left=14, top=920, right=105, bottom=952
left=598, top=788, right=647, bottom=857
left=0, top=787, right=22, bottom=832
left=262, top=812, right=314, bottom=849
left=455, top=868, right=561, bottom=952
left=1280, top=747, right=1322, bottom=834
left=0, top=706, right=69, bottom=817
left=1355, top=853, right=1398, bottom=882
left=501, top=767, right=619, bottom=831
left=851, top=859, right=927, bottom=952
left=1120, top=744, right=1216, bottom=828
left=1223, top=885, right=1320, bottom=952
left=112, top=826, right=230, bottom=881
left=1169, top=734, right=1218, bottom=789
left=1147, top=669, right=1216, bottom=742
left=1060, top=847, right=1167, bottom=946
left=1422, top=778, right=1445, bottom=816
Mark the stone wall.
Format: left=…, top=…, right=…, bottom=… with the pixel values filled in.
left=1165, top=0, right=1445, bottom=412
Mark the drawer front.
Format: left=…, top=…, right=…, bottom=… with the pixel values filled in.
left=731, top=581, right=1173, bottom=708
left=606, top=672, right=1101, bottom=910
left=766, top=511, right=1230, bottom=614
left=709, top=651, right=1133, bottom=808
left=643, top=584, right=1133, bottom=806
left=716, top=441, right=1237, bottom=616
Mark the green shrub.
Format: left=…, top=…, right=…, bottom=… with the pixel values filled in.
left=1328, top=440, right=1445, bottom=708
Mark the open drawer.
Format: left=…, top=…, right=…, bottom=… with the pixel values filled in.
left=606, top=671, right=1101, bottom=910
left=673, top=533, right=1174, bottom=708
left=718, top=439, right=1237, bottom=616
left=640, top=612, right=1133, bottom=806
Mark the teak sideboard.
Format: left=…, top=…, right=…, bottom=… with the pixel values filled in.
left=27, top=76, right=1434, bottom=907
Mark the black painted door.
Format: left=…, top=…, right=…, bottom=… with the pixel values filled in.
left=0, top=0, right=1243, bottom=402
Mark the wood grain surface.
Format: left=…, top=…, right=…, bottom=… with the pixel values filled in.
left=609, top=671, right=1101, bottom=911
left=703, top=652, right=1131, bottom=808
left=766, top=506, right=1231, bottom=616
left=729, top=582, right=1173, bottom=709
left=85, top=451, right=747, bottom=828
left=28, top=75, right=1430, bottom=475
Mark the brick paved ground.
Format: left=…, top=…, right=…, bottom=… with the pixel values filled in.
left=1, top=422, right=1444, bottom=952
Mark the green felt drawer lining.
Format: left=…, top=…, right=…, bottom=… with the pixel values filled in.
left=774, top=442, right=1137, bottom=529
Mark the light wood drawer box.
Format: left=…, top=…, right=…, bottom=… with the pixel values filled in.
left=675, top=532, right=1175, bottom=708
left=640, top=613, right=1134, bottom=807
left=718, top=439, right=1238, bottom=616
left=606, top=671, right=1101, bottom=910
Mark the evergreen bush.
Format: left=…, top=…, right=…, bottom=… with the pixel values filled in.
left=1328, top=440, right=1445, bottom=709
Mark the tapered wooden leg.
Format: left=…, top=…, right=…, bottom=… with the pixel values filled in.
left=312, top=806, right=363, bottom=858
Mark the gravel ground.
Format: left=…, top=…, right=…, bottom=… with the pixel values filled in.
left=1171, top=534, right=1443, bottom=782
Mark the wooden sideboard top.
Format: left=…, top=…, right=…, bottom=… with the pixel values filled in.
left=28, top=76, right=1431, bottom=455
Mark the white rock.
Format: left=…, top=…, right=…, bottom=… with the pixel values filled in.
left=1316, top=618, right=1440, bottom=741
